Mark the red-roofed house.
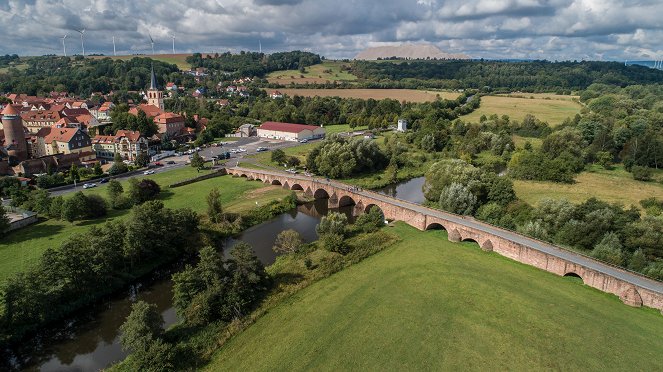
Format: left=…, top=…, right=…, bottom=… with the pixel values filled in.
left=257, top=121, right=325, bottom=141
left=128, top=104, right=165, bottom=118
left=92, top=130, right=148, bottom=162
left=33, top=127, right=93, bottom=158
left=21, top=110, right=64, bottom=133
left=154, top=112, right=185, bottom=137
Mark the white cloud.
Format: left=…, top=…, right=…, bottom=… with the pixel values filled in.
left=0, top=0, right=661, bottom=60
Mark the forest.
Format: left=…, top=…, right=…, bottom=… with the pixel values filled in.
left=186, top=51, right=321, bottom=77
left=350, top=60, right=663, bottom=91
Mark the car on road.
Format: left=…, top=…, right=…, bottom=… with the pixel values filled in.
left=238, top=147, right=247, bottom=152
left=166, top=160, right=176, bottom=164
left=83, top=183, right=96, bottom=189
left=256, top=147, right=268, bottom=152
left=99, top=178, right=109, bottom=184
left=154, top=162, right=163, bottom=166
left=299, top=139, right=308, bottom=143
left=143, top=170, right=155, bottom=175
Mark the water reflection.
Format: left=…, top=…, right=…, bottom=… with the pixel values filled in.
left=377, top=176, right=426, bottom=204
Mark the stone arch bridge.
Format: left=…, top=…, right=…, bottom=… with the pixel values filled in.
left=226, top=167, right=663, bottom=313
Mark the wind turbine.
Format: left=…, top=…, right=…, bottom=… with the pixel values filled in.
left=112, top=36, right=116, bottom=56
left=171, top=34, right=175, bottom=54
left=149, top=33, right=155, bottom=55
left=259, top=40, right=262, bottom=54
left=61, top=34, right=68, bottom=56
left=76, top=28, right=86, bottom=57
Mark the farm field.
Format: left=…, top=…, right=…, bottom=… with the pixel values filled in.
left=513, top=165, right=663, bottom=209
left=89, top=53, right=197, bottom=70
left=463, top=95, right=582, bottom=125
left=207, top=223, right=663, bottom=371
left=496, top=93, right=580, bottom=101
left=266, top=61, right=358, bottom=84
left=0, top=170, right=291, bottom=283
left=268, top=88, right=458, bottom=102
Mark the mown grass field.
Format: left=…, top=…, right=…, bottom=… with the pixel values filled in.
left=207, top=223, right=663, bottom=371
left=496, top=93, right=580, bottom=101
left=463, top=95, right=582, bottom=125
left=269, top=88, right=459, bottom=102
left=0, top=169, right=291, bottom=283
left=89, top=54, right=194, bottom=70
left=514, top=164, right=663, bottom=209
left=266, top=61, right=358, bottom=84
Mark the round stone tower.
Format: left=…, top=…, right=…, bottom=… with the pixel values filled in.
left=2, top=104, right=28, bottom=162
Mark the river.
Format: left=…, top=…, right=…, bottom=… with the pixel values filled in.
left=8, top=200, right=354, bottom=372
left=377, top=176, right=426, bottom=204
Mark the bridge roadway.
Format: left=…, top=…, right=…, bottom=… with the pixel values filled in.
left=228, top=167, right=663, bottom=312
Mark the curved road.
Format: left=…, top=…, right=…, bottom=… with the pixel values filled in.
left=232, top=166, right=663, bottom=295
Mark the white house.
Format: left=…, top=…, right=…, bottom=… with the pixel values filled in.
left=397, top=118, right=408, bottom=132
left=257, top=121, right=326, bottom=142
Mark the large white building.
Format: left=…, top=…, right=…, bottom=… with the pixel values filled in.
left=257, top=121, right=326, bottom=141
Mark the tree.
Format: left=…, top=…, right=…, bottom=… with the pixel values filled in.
left=135, top=153, right=150, bottom=168
left=206, top=188, right=223, bottom=223
left=286, top=156, right=301, bottom=168
left=355, top=207, right=385, bottom=233
left=0, top=206, right=10, bottom=235
left=128, top=178, right=161, bottom=204
left=226, top=242, right=268, bottom=317
left=596, top=151, right=613, bottom=169
left=68, top=164, right=80, bottom=183
left=93, top=162, right=103, bottom=176
left=61, top=192, right=86, bottom=222
left=120, top=301, right=172, bottom=371
left=273, top=229, right=303, bottom=254
left=316, top=212, right=348, bottom=237
left=320, top=233, right=349, bottom=254
left=190, top=152, right=205, bottom=170
left=271, top=149, right=286, bottom=165
left=439, top=183, right=477, bottom=215
left=591, top=232, right=625, bottom=266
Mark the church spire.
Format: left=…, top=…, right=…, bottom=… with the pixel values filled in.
left=150, top=64, right=157, bottom=90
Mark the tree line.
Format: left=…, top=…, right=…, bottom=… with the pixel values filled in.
left=186, top=51, right=321, bottom=78
left=351, top=60, right=663, bottom=91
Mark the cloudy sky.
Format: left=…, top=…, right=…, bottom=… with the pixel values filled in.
left=1, top=0, right=662, bottom=60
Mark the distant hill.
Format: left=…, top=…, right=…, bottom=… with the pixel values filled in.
left=355, top=44, right=470, bottom=60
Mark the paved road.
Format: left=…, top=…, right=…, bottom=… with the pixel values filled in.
left=231, top=166, right=663, bottom=295
left=49, top=137, right=316, bottom=196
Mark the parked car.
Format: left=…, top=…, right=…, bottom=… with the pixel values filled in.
left=154, top=162, right=163, bottom=166
left=166, top=160, right=176, bottom=165
left=99, top=178, right=109, bottom=184
left=83, top=183, right=96, bottom=189
left=256, top=147, right=268, bottom=152
left=299, top=139, right=308, bottom=143
left=143, top=170, right=155, bottom=175
left=238, top=147, right=247, bottom=152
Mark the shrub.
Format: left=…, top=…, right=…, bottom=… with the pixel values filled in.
left=273, top=229, right=304, bottom=254
left=355, top=207, right=385, bottom=233
left=128, top=178, right=161, bottom=204
left=321, top=233, right=349, bottom=254
left=108, top=162, right=128, bottom=176
left=316, top=212, right=348, bottom=237
left=631, top=165, right=652, bottom=181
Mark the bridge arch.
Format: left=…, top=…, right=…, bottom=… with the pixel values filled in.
left=314, top=188, right=330, bottom=200
left=240, top=174, right=248, bottom=178
left=564, top=272, right=584, bottom=283
left=271, top=180, right=282, bottom=186
left=290, top=183, right=304, bottom=191
left=254, top=178, right=262, bottom=182
left=480, top=239, right=494, bottom=252
left=338, top=195, right=356, bottom=207
left=425, top=222, right=448, bottom=231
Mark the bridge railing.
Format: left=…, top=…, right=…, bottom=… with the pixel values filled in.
left=229, top=167, right=663, bottom=289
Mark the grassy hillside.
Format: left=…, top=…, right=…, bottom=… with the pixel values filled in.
left=462, top=95, right=582, bottom=125
left=0, top=170, right=291, bottom=283
left=266, top=61, right=358, bottom=84
left=206, top=223, right=663, bottom=371
left=514, top=164, right=663, bottom=209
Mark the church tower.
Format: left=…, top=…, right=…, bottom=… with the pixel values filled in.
left=1, top=104, right=28, bottom=162
left=147, top=65, right=164, bottom=110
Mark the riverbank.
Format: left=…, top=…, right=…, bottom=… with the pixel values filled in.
left=111, top=209, right=399, bottom=370
left=1, top=176, right=296, bottom=365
